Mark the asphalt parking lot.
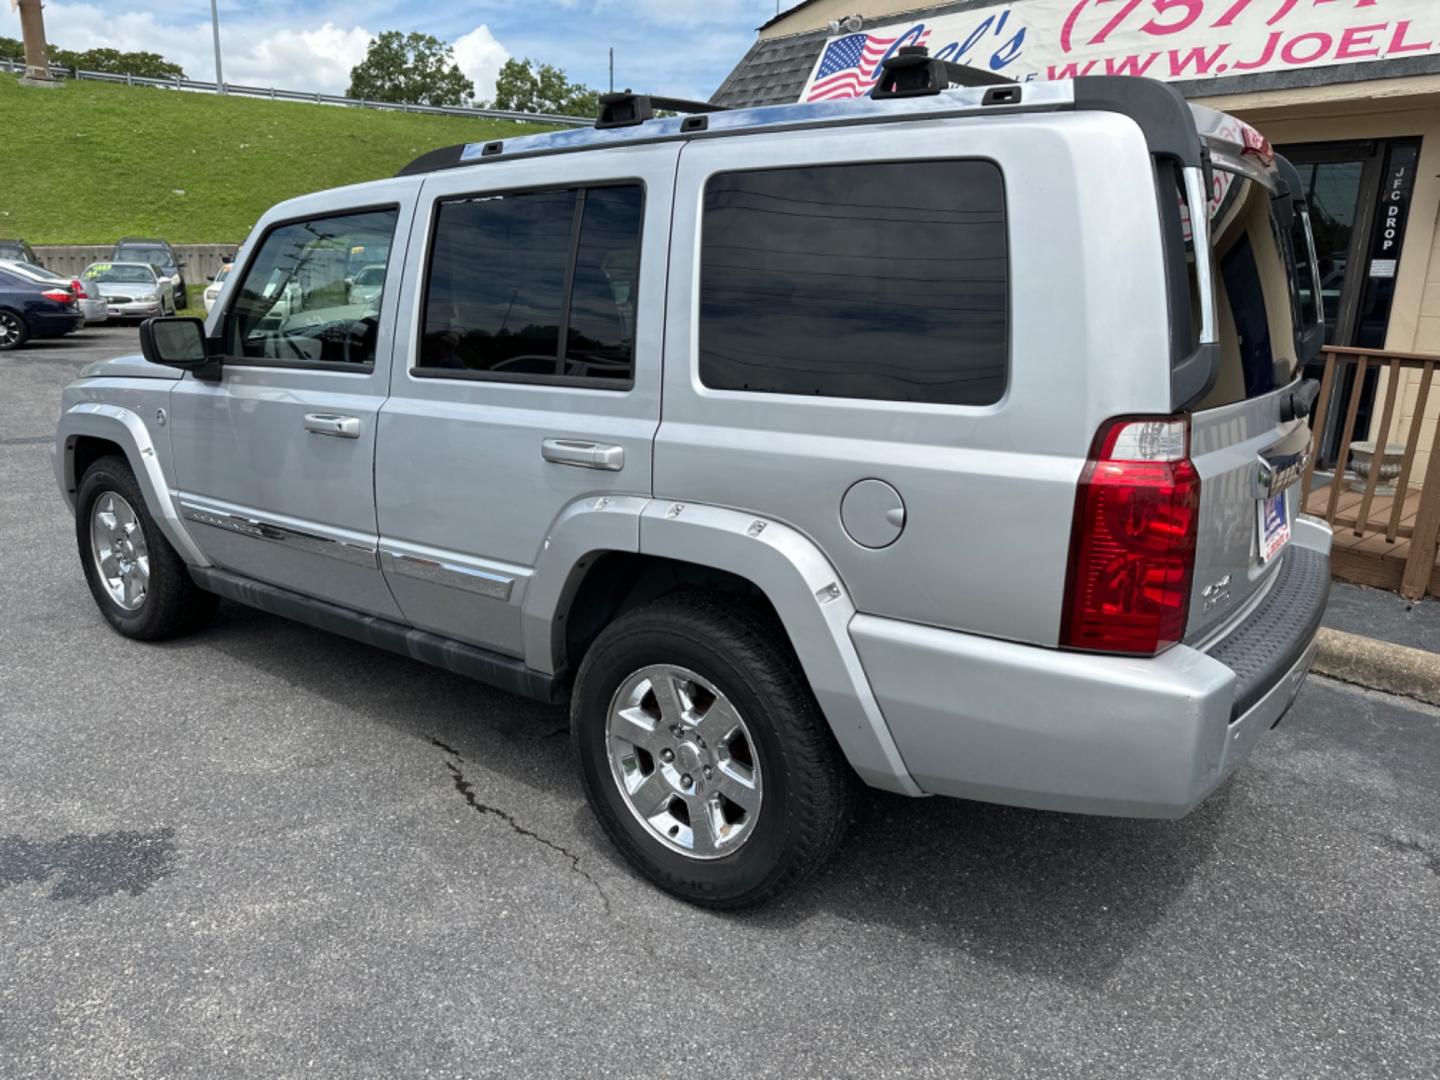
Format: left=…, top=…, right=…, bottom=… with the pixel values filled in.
left=3, top=326, right=1439, bottom=1079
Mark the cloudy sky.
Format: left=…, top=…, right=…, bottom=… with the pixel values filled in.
left=0, top=0, right=785, bottom=102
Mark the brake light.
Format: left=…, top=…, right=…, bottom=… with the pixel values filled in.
left=1060, top=417, right=1200, bottom=656
left=41, top=289, right=74, bottom=305
left=70, top=278, right=89, bottom=299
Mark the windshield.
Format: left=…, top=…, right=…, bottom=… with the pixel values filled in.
left=116, top=246, right=171, bottom=267
left=354, top=267, right=384, bottom=286
left=85, top=264, right=158, bottom=285
left=214, top=265, right=231, bottom=284
left=0, top=244, right=24, bottom=259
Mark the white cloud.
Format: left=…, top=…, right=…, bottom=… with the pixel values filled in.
left=0, top=4, right=506, bottom=98
left=229, top=23, right=374, bottom=94
left=451, top=25, right=509, bottom=102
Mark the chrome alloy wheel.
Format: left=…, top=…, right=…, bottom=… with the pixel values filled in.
left=89, top=492, right=150, bottom=611
left=0, top=311, right=21, bottom=348
left=605, top=664, right=763, bottom=859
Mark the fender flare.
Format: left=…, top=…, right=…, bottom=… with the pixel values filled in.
left=57, top=402, right=210, bottom=567
left=521, top=494, right=648, bottom=677
left=528, top=497, right=923, bottom=796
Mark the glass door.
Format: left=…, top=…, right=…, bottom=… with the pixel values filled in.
left=1280, top=139, right=1422, bottom=462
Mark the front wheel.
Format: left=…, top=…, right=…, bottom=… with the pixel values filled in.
left=76, top=456, right=218, bottom=640
left=572, top=592, right=853, bottom=908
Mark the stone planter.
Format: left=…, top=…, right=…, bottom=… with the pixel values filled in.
left=1346, top=440, right=1406, bottom=495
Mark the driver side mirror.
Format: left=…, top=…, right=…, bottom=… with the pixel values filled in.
left=139, top=316, right=221, bottom=380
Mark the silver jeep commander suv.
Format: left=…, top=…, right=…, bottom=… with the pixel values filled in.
left=55, top=62, right=1332, bottom=908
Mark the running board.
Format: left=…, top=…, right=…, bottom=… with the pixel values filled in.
left=189, top=566, right=565, bottom=704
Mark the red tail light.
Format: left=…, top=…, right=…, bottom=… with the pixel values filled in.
left=41, top=288, right=75, bottom=305
left=70, top=278, right=89, bottom=300
left=1060, top=416, right=1200, bottom=656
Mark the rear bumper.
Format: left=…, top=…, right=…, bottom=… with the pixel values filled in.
left=30, top=309, right=84, bottom=338
left=851, top=517, right=1331, bottom=818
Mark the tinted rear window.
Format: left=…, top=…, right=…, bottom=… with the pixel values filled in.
left=1200, top=171, right=1300, bottom=407
left=699, top=160, right=1008, bottom=406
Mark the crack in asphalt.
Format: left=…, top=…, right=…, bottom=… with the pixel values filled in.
left=1375, top=833, right=1440, bottom=878
left=429, top=737, right=611, bottom=914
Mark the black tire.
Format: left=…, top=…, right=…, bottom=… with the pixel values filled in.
left=175, top=288, right=188, bottom=310
left=572, top=592, right=854, bottom=908
left=76, top=455, right=218, bottom=640
left=0, top=308, right=28, bottom=351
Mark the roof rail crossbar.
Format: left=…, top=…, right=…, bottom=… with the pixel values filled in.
left=596, top=90, right=727, bottom=130
left=870, top=46, right=1010, bottom=99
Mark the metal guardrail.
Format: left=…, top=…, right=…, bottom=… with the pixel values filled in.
left=0, top=58, right=591, bottom=127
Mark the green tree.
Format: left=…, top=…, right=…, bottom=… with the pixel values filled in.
left=0, top=36, right=23, bottom=63
left=489, top=58, right=600, bottom=117
left=347, top=31, right=474, bottom=107
left=48, top=47, right=185, bottom=78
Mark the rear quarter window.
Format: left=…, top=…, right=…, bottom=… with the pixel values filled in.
left=698, top=159, right=1008, bottom=407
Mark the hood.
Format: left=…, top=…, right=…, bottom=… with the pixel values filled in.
left=80, top=352, right=184, bottom=380
left=93, top=281, right=160, bottom=298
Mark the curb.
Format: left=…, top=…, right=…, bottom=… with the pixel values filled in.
left=1313, top=628, right=1440, bottom=707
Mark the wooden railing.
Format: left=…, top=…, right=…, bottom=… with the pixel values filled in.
left=1300, top=346, right=1440, bottom=599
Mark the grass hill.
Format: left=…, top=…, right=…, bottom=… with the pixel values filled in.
left=0, top=75, right=548, bottom=244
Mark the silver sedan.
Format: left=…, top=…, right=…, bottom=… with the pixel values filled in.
left=80, top=262, right=177, bottom=320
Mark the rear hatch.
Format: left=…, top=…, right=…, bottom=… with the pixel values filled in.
left=1183, top=112, right=1321, bottom=643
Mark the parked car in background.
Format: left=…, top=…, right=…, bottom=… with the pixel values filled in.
left=0, top=260, right=107, bottom=325
left=111, top=238, right=188, bottom=308
left=203, top=263, right=232, bottom=314
left=0, top=265, right=83, bottom=349
left=0, top=239, right=41, bottom=266
left=347, top=264, right=386, bottom=306
left=80, top=262, right=176, bottom=320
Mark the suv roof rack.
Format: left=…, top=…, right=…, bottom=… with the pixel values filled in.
left=871, top=46, right=1010, bottom=99
left=596, top=90, right=726, bottom=130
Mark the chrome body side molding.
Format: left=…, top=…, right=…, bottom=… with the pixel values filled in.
left=379, top=548, right=514, bottom=602
left=178, top=497, right=378, bottom=568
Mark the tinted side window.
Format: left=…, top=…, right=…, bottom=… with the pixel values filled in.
left=419, top=184, right=643, bottom=385
left=226, top=208, right=398, bottom=367
left=699, top=161, right=1008, bottom=406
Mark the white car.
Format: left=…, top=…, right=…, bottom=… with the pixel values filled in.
left=0, top=259, right=108, bottom=325
left=203, top=263, right=233, bottom=314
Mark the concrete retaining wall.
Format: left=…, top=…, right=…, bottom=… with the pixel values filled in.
left=33, top=244, right=240, bottom=291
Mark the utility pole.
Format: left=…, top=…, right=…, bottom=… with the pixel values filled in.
left=15, top=0, right=57, bottom=87
left=209, top=0, right=225, bottom=93
left=608, top=47, right=613, bottom=93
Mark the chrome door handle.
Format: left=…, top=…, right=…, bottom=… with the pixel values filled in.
left=304, top=413, right=361, bottom=439
left=541, top=438, right=624, bottom=471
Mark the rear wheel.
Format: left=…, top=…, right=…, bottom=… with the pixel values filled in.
left=0, top=308, right=28, bottom=351
left=572, top=592, right=853, bottom=908
left=76, top=456, right=218, bottom=640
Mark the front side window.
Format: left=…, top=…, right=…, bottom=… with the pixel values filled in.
left=418, top=183, right=643, bottom=385
left=699, top=160, right=1009, bottom=406
left=226, top=208, right=399, bottom=367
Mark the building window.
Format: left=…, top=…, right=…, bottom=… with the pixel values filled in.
left=699, top=160, right=1008, bottom=406
left=419, top=184, right=643, bottom=386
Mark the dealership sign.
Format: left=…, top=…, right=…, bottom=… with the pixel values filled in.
left=801, top=0, right=1439, bottom=101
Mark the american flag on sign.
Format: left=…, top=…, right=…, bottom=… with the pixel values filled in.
left=805, top=28, right=931, bottom=102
